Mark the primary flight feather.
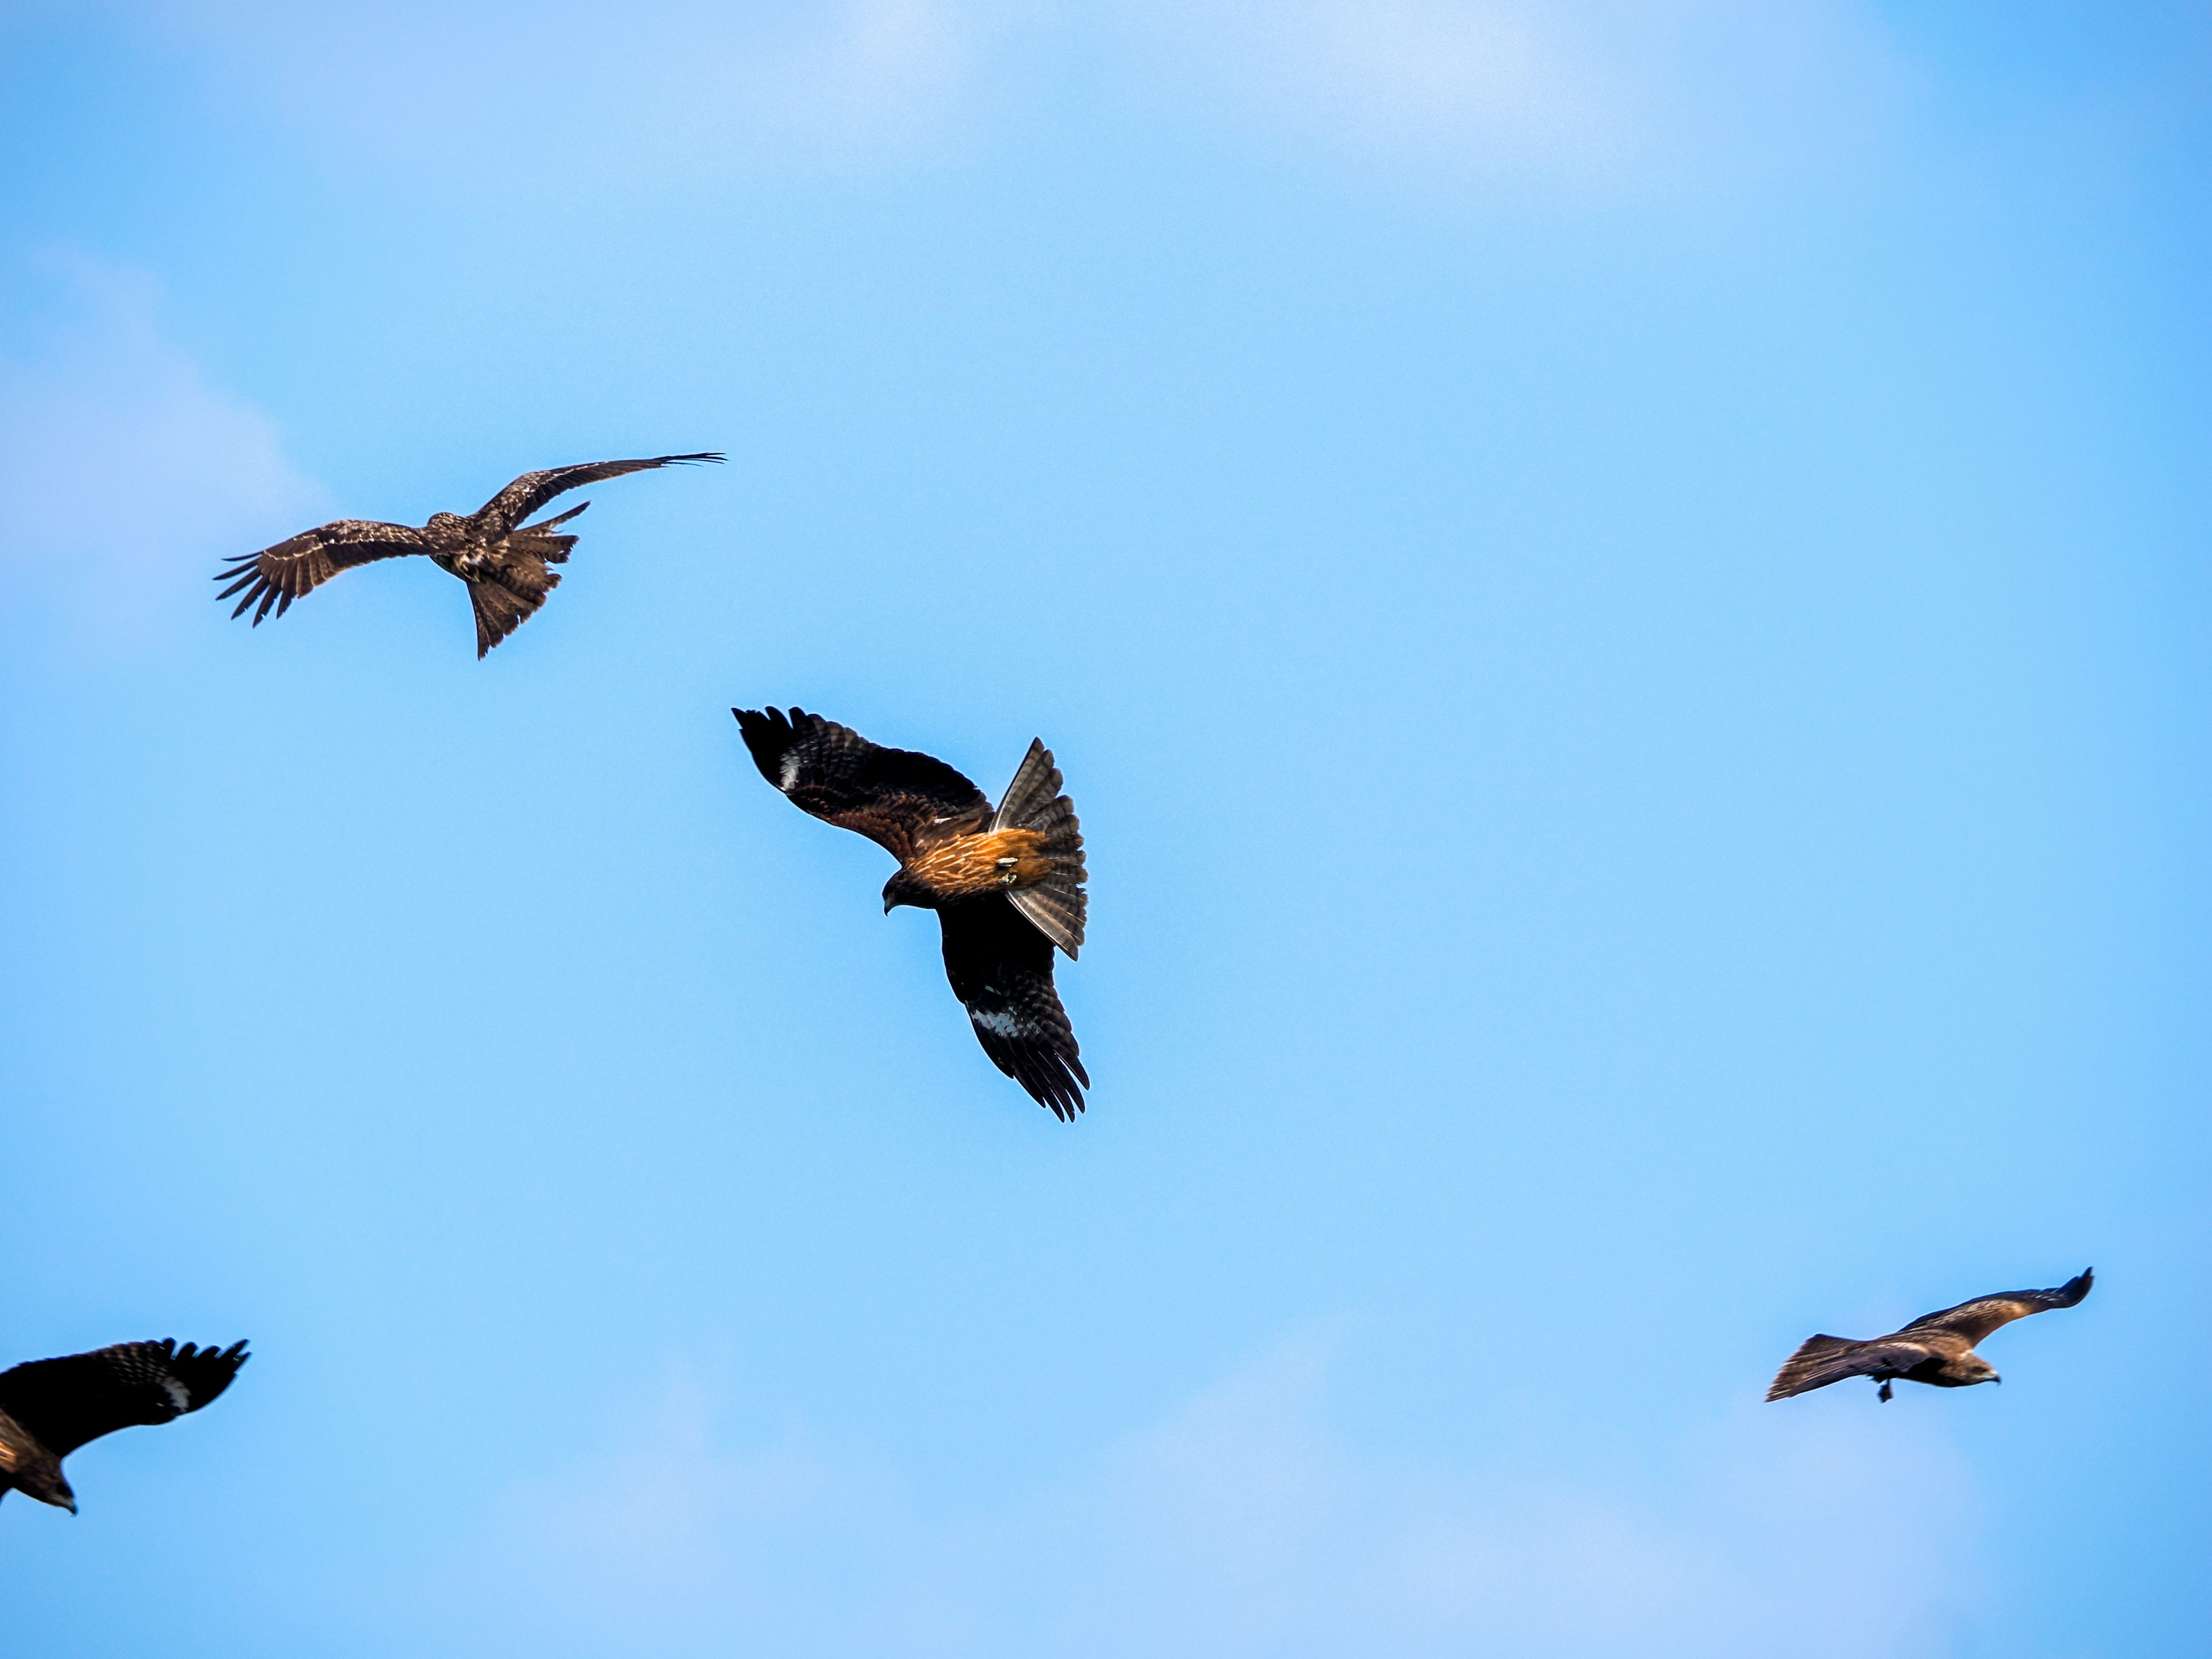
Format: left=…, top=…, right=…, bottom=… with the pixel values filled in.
left=0, top=1339, right=249, bottom=1514
left=217, top=453, right=722, bottom=657
left=734, top=706, right=1089, bottom=1119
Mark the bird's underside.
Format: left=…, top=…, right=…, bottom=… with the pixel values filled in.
left=734, top=706, right=1089, bottom=1118
left=1766, top=1270, right=2092, bottom=1402
left=217, top=452, right=722, bottom=657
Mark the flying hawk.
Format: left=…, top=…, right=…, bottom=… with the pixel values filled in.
left=217, top=453, right=722, bottom=657
left=0, top=1339, right=249, bottom=1513
left=734, top=706, right=1089, bottom=1119
left=1767, top=1269, right=2091, bottom=1402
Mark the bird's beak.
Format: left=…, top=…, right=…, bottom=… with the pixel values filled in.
left=63, top=1498, right=77, bottom=1515
left=1992, top=1375, right=2002, bottom=1385
left=884, top=896, right=896, bottom=915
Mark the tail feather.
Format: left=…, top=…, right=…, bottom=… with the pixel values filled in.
left=508, top=532, right=581, bottom=565
left=469, top=575, right=550, bottom=658
left=518, top=502, right=588, bottom=563
left=994, top=739, right=1086, bottom=957
left=994, top=740, right=1063, bottom=828
left=1765, top=1334, right=1861, bottom=1401
left=488, top=569, right=557, bottom=607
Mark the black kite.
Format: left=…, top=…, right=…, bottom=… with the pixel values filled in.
left=734, top=706, right=1089, bottom=1118
left=1767, top=1269, right=2091, bottom=1402
left=217, top=453, right=722, bottom=656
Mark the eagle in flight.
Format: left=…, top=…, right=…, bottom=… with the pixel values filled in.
left=734, top=707, right=1089, bottom=1119
left=1767, top=1268, right=2091, bottom=1402
left=0, top=1339, right=249, bottom=1513
left=217, top=453, right=722, bottom=657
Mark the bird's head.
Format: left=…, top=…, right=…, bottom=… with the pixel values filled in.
left=1961, top=1355, right=2001, bottom=1387
left=16, top=1457, right=75, bottom=1514
left=882, top=870, right=929, bottom=914
left=426, top=511, right=466, bottom=535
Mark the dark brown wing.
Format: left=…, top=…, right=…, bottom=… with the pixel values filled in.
left=734, top=706, right=990, bottom=862
left=215, top=521, right=431, bottom=626
left=940, top=895, right=1088, bottom=1120
left=1765, top=1335, right=1932, bottom=1400
left=0, top=1340, right=248, bottom=1459
left=1902, top=1268, right=2093, bottom=1347
left=466, top=553, right=561, bottom=658
left=468, top=452, right=723, bottom=536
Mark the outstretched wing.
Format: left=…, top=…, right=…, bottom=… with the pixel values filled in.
left=469, top=452, right=723, bottom=536
left=1903, top=1268, right=2093, bottom=1347
left=940, top=895, right=1088, bottom=1120
left=734, top=706, right=990, bottom=862
left=0, top=1340, right=249, bottom=1458
left=215, top=521, right=431, bottom=626
left=1765, top=1334, right=1931, bottom=1400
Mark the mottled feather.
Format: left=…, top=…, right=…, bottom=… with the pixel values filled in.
left=216, top=521, right=432, bottom=625
left=469, top=452, right=724, bottom=536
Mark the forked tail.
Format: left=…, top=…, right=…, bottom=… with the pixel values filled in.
left=512, top=501, right=589, bottom=565
left=994, top=738, right=1086, bottom=957
left=1765, top=1334, right=1859, bottom=1401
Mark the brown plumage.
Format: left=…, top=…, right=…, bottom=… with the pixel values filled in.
left=1767, top=1269, right=2091, bottom=1403
left=733, top=706, right=1089, bottom=1118
left=0, top=1339, right=249, bottom=1514
left=216, top=453, right=722, bottom=657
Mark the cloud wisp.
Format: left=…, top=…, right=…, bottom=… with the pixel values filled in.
left=0, top=253, right=323, bottom=653
left=132, top=0, right=997, bottom=184
left=1115, top=0, right=1913, bottom=188
left=111, top=0, right=1909, bottom=195
left=444, top=1333, right=1976, bottom=1658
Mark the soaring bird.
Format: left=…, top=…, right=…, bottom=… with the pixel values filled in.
left=217, top=453, right=722, bottom=657
left=0, top=1339, right=249, bottom=1513
left=1767, top=1269, right=2092, bottom=1402
left=734, top=706, right=1089, bottom=1119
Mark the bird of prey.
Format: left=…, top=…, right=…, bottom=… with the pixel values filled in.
left=0, top=1339, right=249, bottom=1514
left=1767, top=1269, right=2092, bottom=1402
left=217, top=453, right=723, bottom=657
left=734, top=706, right=1089, bottom=1118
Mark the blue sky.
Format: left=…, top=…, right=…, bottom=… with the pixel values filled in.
left=1, top=3, right=2206, bottom=1654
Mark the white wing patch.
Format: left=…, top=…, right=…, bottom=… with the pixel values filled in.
left=779, top=753, right=805, bottom=791
left=161, top=1377, right=192, bottom=1414
left=970, top=1008, right=1024, bottom=1038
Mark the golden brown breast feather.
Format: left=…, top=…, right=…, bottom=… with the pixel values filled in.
left=906, top=828, right=1054, bottom=900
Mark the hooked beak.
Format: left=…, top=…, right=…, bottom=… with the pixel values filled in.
left=1991, top=1374, right=2002, bottom=1385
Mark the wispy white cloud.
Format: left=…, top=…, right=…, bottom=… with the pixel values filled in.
left=440, top=1333, right=1976, bottom=1658
left=133, top=0, right=998, bottom=181
left=1115, top=0, right=1914, bottom=187
left=105, top=1, right=1908, bottom=193
left=0, top=253, right=323, bottom=650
